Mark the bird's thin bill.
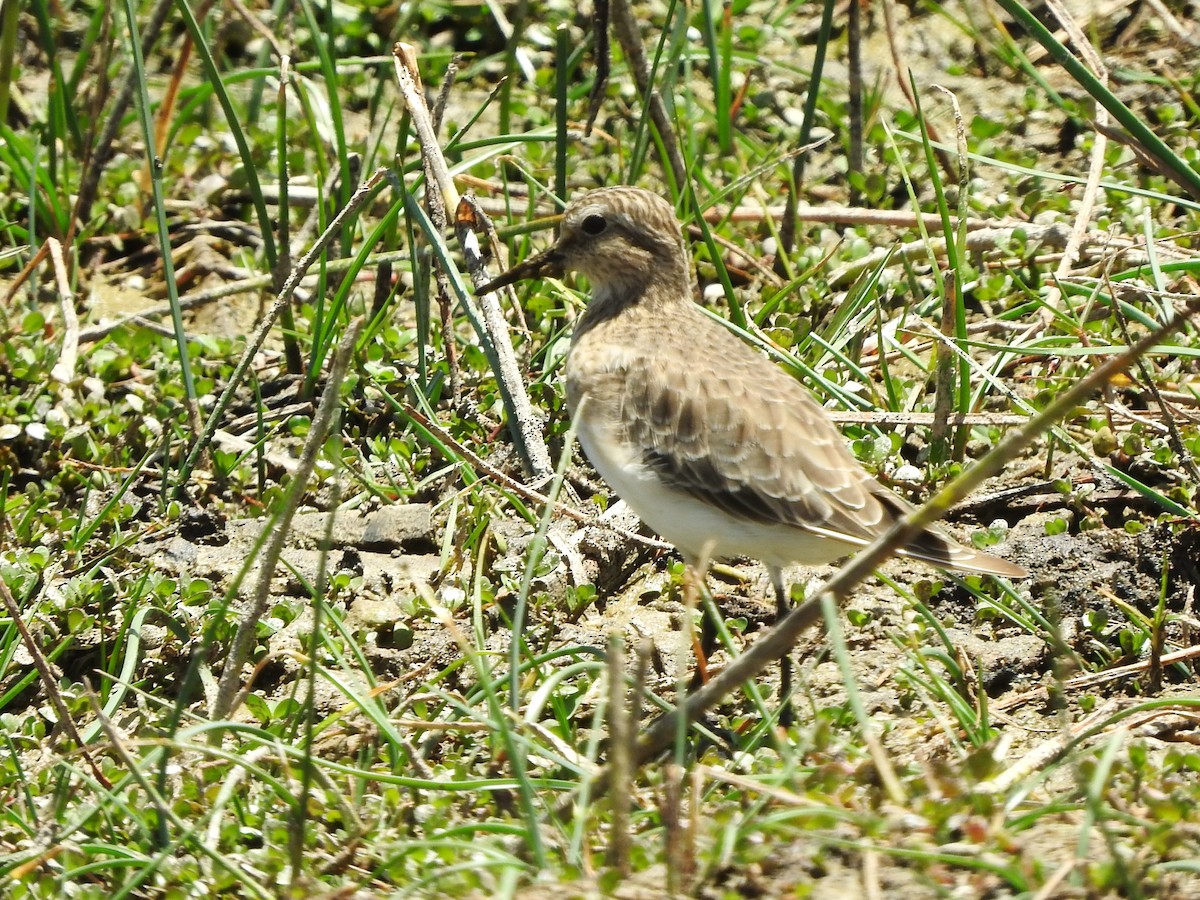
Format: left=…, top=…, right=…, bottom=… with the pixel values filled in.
left=477, top=246, right=564, bottom=294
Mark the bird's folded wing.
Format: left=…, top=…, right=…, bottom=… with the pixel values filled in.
left=617, top=338, right=1024, bottom=576
left=621, top=337, right=893, bottom=546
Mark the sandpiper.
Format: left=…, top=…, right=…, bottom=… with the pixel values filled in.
left=480, top=186, right=1025, bottom=704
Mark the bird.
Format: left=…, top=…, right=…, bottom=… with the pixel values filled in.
left=479, top=186, right=1026, bottom=710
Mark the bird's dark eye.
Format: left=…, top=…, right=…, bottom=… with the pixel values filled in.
left=581, top=214, right=607, bottom=236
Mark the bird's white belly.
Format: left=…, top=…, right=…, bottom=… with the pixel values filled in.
left=574, top=416, right=849, bottom=569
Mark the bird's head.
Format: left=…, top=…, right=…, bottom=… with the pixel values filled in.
left=479, top=187, right=689, bottom=303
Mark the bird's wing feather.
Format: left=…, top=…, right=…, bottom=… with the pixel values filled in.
left=622, top=313, right=889, bottom=544
left=616, top=309, right=1023, bottom=576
